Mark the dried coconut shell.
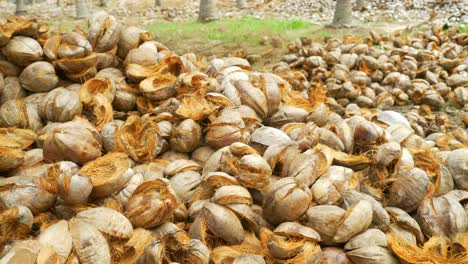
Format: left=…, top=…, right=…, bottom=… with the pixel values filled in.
left=125, top=179, right=178, bottom=228
left=114, top=114, right=164, bottom=162
left=87, top=11, right=121, bottom=53
left=140, top=73, right=177, bottom=101
left=117, top=26, right=151, bottom=59
left=2, top=36, right=43, bottom=66
left=0, top=206, right=33, bottom=247
left=69, top=218, right=111, bottom=264
left=0, top=76, right=26, bottom=105
left=0, top=128, right=36, bottom=149
left=19, top=62, right=58, bottom=92
left=0, top=99, right=43, bottom=131
left=76, top=207, right=133, bottom=239
left=39, top=87, right=82, bottom=122
left=79, top=152, right=134, bottom=198
left=0, top=184, right=56, bottom=215
left=37, top=220, right=72, bottom=262
left=43, top=119, right=102, bottom=165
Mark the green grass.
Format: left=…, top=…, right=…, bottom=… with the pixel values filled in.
left=458, top=26, right=468, bottom=33
left=146, top=17, right=317, bottom=45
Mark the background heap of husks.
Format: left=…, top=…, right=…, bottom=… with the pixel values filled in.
left=0, top=12, right=467, bottom=264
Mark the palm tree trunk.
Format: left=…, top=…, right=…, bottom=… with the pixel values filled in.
left=75, top=0, right=90, bottom=19
left=15, top=0, right=28, bottom=16
left=199, top=0, right=218, bottom=22
left=331, top=0, right=353, bottom=27
left=237, top=0, right=246, bottom=9
left=155, top=0, right=162, bottom=7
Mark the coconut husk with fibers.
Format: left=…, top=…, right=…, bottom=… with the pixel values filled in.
left=139, top=72, right=178, bottom=101
left=175, top=95, right=213, bottom=121
left=0, top=147, right=24, bottom=172
left=114, top=114, right=163, bottom=162
left=126, top=54, right=184, bottom=82
left=211, top=232, right=266, bottom=264
left=78, top=152, right=133, bottom=198
left=80, top=78, right=115, bottom=130
left=387, top=231, right=468, bottom=264
left=0, top=206, right=32, bottom=251
left=0, top=128, right=37, bottom=149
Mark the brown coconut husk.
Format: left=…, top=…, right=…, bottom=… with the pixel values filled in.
left=126, top=54, right=184, bottom=82
left=387, top=232, right=468, bottom=264
left=0, top=207, right=31, bottom=251
left=80, top=78, right=115, bottom=130
left=211, top=232, right=266, bottom=264
left=0, top=128, right=37, bottom=149
left=114, top=115, right=162, bottom=162
left=409, top=148, right=442, bottom=193
left=175, top=95, right=213, bottom=121
left=115, top=228, right=155, bottom=264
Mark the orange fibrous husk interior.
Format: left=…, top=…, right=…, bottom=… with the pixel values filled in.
left=409, top=148, right=442, bottom=191
left=309, top=82, right=328, bottom=106
left=115, top=228, right=155, bottom=264
left=140, top=72, right=177, bottom=93
left=387, top=232, right=468, bottom=264
left=114, top=115, right=161, bottom=162
left=0, top=128, right=37, bottom=149
left=175, top=95, right=213, bottom=121
left=38, top=163, right=61, bottom=194
left=176, top=72, right=209, bottom=97
left=79, top=152, right=130, bottom=186
left=80, top=78, right=114, bottom=106
left=91, top=94, right=114, bottom=130
left=127, top=54, right=184, bottom=80
left=131, top=180, right=174, bottom=199
left=15, top=99, right=30, bottom=129
left=0, top=207, right=31, bottom=251
left=279, top=83, right=314, bottom=112
left=163, top=230, right=201, bottom=263
left=211, top=232, right=267, bottom=264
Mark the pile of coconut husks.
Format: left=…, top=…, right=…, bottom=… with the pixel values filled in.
left=0, top=12, right=467, bottom=264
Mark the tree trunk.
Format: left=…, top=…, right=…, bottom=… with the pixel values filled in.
left=155, top=0, right=162, bottom=7
left=99, top=0, right=106, bottom=7
left=75, top=0, right=90, bottom=19
left=355, top=0, right=365, bottom=11
left=15, top=0, right=27, bottom=16
left=237, top=0, right=246, bottom=9
left=199, top=0, right=218, bottom=22
left=57, top=0, right=60, bottom=7
left=331, top=0, right=353, bottom=27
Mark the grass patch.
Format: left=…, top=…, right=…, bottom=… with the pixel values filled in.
left=146, top=17, right=317, bottom=45
left=457, top=26, right=468, bottom=33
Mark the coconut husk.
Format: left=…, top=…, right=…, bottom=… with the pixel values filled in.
left=114, top=228, right=155, bottom=264
left=139, top=73, right=178, bottom=101
left=387, top=232, right=468, bottom=264
left=0, top=206, right=32, bottom=251
left=0, top=147, right=24, bottom=171
left=78, top=152, right=133, bottom=198
left=87, top=11, right=121, bottom=53
left=80, top=78, right=115, bottom=130
left=126, top=54, right=184, bottom=82
left=55, top=53, right=98, bottom=74
left=175, top=95, right=213, bottom=121
left=211, top=232, right=266, bottom=264
left=114, top=114, right=163, bottom=162
left=0, top=128, right=37, bottom=149
left=65, top=66, right=97, bottom=83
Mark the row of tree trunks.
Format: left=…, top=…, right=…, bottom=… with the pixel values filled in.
left=14, top=0, right=358, bottom=28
